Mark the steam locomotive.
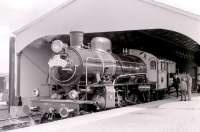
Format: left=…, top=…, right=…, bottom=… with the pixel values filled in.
left=23, top=31, right=176, bottom=122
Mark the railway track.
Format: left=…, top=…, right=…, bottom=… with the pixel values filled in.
left=0, top=92, right=177, bottom=131
left=0, top=108, right=31, bottom=131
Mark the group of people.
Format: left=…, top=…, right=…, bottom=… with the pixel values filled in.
left=172, top=73, right=192, bottom=101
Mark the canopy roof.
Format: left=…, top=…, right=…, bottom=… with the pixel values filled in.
left=13, top=0, right=200, bottom=53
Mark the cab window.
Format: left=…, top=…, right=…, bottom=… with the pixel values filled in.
left=161, top=61, right=167, bottom=71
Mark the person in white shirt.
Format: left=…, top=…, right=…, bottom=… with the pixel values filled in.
left=186, top=73, right=192, bottom=101
left=179, top=77, right=187, bottom=101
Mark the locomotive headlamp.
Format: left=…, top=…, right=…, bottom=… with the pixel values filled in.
left=51, top=40, right=65, bottom=53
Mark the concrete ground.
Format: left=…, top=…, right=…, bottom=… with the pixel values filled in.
left=6, top=94, right=200, bottom=132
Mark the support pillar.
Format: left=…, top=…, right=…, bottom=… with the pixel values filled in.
left=16, top=52, right=22, bottom=106
left=9, top=36, right=16, bottom=111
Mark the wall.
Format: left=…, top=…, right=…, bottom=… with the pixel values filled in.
left=20, top=39, right=52, bottom=105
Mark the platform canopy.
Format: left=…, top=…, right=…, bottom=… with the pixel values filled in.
left=13, top=0, right=200, bottom=53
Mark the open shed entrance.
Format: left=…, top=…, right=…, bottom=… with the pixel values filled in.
left=84, top=29, right=200, bottom=73
left=83, top=29, right=200, bottom=91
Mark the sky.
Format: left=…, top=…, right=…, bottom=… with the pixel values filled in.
left=0, top=0, right=200, bottom=74
left=0, top=0, right=69, bottom=74
left=155, top=0, right=200, bottom=16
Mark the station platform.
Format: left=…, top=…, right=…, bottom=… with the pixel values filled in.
left=4, top=94, right=200, bottom=132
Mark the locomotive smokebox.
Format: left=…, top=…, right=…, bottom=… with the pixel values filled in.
left=70, top=31, right=84, bottom=48
left=91, top=37, right=112, bottom=52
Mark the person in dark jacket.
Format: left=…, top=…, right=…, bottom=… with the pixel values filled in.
left=173, top=74, right=180, bottom=98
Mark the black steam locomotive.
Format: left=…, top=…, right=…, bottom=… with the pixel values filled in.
left=23, top=31, right=170, bottom=122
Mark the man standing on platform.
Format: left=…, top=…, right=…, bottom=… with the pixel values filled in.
left=179, top=77, right=187, bottom=101
left=173, top=74, right=180, bottom=98
left=186, top=73, right=192, bottom=101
